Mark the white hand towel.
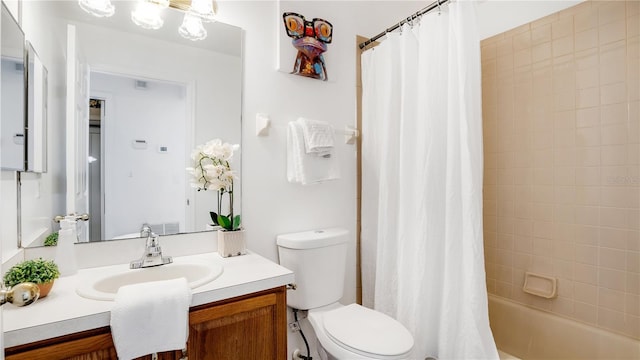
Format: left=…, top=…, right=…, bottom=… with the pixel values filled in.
left=110, top=277, right=192, bottom=360
left=297, top=117, right=335, bottom=156
left=287, top=121, right=340, bottom=185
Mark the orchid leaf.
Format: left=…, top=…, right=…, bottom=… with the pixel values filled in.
left=210, top=212, right=219, bottom=226
left=217, top=214, right=232, bottom=230
left=232, top=215, right=241, bottom=230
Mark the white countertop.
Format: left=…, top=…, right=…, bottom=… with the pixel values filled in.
left=3, top=252, right=294, bottom=348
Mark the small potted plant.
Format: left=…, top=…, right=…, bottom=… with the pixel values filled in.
left=187, top=138, right=245, bottom=257
left=3, top=258, right=60, bottom=298
left=44, top=232, right=58, bottom=246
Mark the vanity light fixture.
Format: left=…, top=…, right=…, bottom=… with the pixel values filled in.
left=78, top=0, right=217, bottom=40
left=78, top=0, right=115, bottom=17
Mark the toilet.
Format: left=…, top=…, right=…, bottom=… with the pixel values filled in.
left=277, top=228, right=414, bottom=360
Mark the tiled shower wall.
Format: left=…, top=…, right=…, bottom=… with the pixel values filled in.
left=481, top=1, right=639, bottom=339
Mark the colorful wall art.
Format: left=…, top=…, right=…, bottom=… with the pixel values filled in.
left=282, top=12, right=333, bottom=81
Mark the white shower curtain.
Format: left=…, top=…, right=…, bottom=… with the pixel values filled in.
left=361, top=1, right=498, bottom=359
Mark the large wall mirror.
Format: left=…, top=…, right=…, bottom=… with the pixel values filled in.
left=21, top=1, right=242, bottom=247
left=0, top=2, right=25, bottom=172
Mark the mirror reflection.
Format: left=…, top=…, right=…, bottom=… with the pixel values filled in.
left=21, top=1, right=242, bottom=246
left=1, top=3, right=25, bottom=171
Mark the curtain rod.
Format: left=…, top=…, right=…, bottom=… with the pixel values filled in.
left=358, top=0, right=450, bottom=50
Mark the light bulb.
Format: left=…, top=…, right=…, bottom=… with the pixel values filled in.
left=78, top=0, right=115, bottom=17
left=131, top=0, right=164, bottom=30
left=179, top=13, right=207, bottom=41
left=189, top=0, right=217, bottom=23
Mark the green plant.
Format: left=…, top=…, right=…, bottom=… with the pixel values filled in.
left=187, top=139, right=241, bottom=231
left=44, top=232, right=58, bottom=246
left=3, top=258, right=60, bottom=287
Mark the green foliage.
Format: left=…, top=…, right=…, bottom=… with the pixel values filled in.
left=3, top=258, right=60, bottom=286
left=211, top=212, right=242, bottom=231
left=44, top=232, right=58, bottom=246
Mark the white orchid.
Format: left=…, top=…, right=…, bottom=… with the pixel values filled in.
left=188, top=139, right=241, bottom=231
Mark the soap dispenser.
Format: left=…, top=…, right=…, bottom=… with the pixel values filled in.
left=55, top=216, right=79, bottom=276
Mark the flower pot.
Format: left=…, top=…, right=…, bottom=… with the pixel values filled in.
left=36, top=281, right=55, bottom=298
left=217, top=229, right=246, bottom=257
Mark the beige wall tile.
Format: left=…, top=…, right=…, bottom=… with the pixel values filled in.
left=577, top=147, right=601, bottom=166
left=627, top=293, right=640, bottom=316
left=576, top=166, right=601, bottom=186
left=576, top=126, right=601, bottom=147
left=600, top=247, right=628, bottom=271
left=601, top=227, right=630, bottom=250
left=575, top=301, right=598, bottom=324
left=576, top=48, right=599, bottom=70
left=598, top=1, right=626, bottom=26
left=628, top=1, right=640, bottom=17
left=599, top=20, right=626, bottom=45
left=576, top=205, right=600, bottom=225
left=628, top=251, right=640, bottom=273
left=601, top=82, right=627, bottom=105
left=576, top=186, right=601, bottom=206
left=602, top=144, right=628, bottom=166
left=599, top=287, right=626, bottom=311
left=575, top=28, right=599, bottom=52
left=513, top=30, right=532, bottom=51
left=553, top=35, right=574, bottom=57
left=576, top=244, right=598, bottom=265
left=601, top=103, right=628, bottom=125
left=598, top=267, right=626, bottom=291
left=575, top=263, right=598, bottom=285
left=555, top=167, right=576, bottom=185
left=576, top=225, right=600, bottom=246
left=600, top=206, right=629, bottom=228
left=532, top=42, right=552, bottom=63
left=576, top=107, right=600, bottom=128
left=574, top=281, right=598, bottom=304
left=575, top=8, right=599, bottom=33
left=576, top=67, right=599, bottom=89
left=627, top=272, right=640, bottom=295
left=577, top=87, right=600, bottom=108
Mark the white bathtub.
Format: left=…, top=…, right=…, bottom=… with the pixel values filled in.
left=488, top=295, right=640, bottom=359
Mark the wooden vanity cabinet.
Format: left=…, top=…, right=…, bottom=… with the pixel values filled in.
left=5, top=286, right=287, bottom=360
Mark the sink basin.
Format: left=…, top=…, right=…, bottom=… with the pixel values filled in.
left=76, top=258, right=224, bottom=301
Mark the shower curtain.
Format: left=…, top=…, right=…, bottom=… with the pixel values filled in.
left=360, top=1, right=498, bottom=359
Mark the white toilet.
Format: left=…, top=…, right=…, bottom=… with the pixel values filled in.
left=277, top=228, right=414, bottom=360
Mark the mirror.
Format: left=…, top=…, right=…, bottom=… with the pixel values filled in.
left=26, top=41, right=48, bottom=173
left=0, top=2, right=26, bottom=171
left=20, top=1, right=242, bottom=246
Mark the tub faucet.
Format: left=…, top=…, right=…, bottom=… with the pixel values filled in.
left=130, top=232, right=173, bottom=269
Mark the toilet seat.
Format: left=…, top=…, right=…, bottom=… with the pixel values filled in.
left=321, top=304, right=413, bottom=359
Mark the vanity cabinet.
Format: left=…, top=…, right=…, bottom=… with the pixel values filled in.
left=5, top=286, right=287, bottom=360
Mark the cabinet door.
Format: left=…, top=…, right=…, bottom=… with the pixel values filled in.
left=188, top=287, right=287, bottom=360
left=5, top=332, right=117, bottom=360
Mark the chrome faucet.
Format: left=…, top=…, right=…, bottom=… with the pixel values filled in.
left=130, top=232, right=173, bottom=269
left=140, top=223, right=152, bottom=238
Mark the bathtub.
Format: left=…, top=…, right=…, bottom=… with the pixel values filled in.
left=488, top=295, right=640, bottom=359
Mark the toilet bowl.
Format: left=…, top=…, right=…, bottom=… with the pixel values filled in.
left=308, top=303, right=414, bottom=360
left=276, top=228, right=414, bottom=360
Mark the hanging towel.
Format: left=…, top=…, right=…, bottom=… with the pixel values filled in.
left=297, top=117, right=335, bottom=156
left=287, top=121, right=340, bottom=185
left=110, top=277, right=192, bottom=360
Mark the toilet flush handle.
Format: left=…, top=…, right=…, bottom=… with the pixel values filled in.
left=286, top=283, right=297, bottom=290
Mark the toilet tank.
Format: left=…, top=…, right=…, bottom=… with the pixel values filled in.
left=277, top=228, right=348, bottom=310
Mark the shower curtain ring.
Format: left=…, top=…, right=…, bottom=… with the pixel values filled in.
left=437, top=0, right=441, bottom=15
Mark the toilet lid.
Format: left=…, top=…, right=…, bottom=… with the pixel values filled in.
left=322, top=304, right=413, bottom=359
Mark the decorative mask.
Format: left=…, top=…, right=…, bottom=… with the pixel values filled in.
left=282, top=12, right=333, bottom=81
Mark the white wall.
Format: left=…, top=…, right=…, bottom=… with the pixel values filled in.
left=91, top=73, right=187, bottom=239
